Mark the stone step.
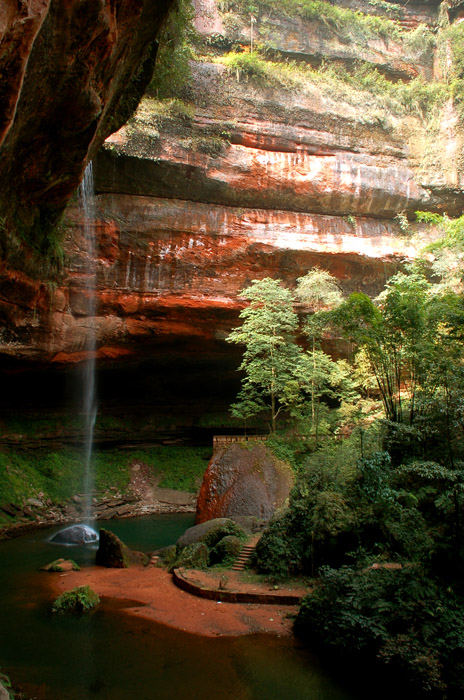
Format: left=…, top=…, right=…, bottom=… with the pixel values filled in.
left=231, top=540, right=259, bottom=571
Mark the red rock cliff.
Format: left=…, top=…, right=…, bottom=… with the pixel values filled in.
left=1, top=0, right=463, bottom=399
left=0, top=0, right=174, bottom=268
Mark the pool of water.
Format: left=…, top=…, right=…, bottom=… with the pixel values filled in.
left=0, top=515, right=358, bottom=700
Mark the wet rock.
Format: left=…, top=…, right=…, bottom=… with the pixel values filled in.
left=0, top=0, right=175, bottom=265
left=196, top=444, right=294, bottom=524
left=50, top=524, right=99, bottom=546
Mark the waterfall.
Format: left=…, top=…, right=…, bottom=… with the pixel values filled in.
left=79, top=162, right=97, bottom=524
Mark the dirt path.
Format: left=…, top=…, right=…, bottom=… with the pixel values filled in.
left=49, top=566, right=298, bottom=637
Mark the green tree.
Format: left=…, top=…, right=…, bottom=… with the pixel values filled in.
left=334, top=272, right=435, bottom=424
left=226, top=278, right=301, bottom=432
left=149, top=0, right=196, bottom=99
left=295, top=267, right=345, bottom=437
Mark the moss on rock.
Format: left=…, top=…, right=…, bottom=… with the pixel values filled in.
left=210, top=535, right=242, bottom=565
left=40, top=558, right=80, bottom=572
left=172, top=542, right=209, bottom=570
left=177, top=518, right=246, bottom=551
left=51, top=585, right=100, bottom=614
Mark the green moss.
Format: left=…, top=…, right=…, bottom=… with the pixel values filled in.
left=172, top=542, right=210, bottom=570
left=0, top=443, right=210, bottom=514
left=210, top=535, right=242, bottom=565
left=201, top=520, right=247, bottom=548
left=51, top=585, right=100, bottom=614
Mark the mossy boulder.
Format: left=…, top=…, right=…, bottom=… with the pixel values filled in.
left=172, top=542, right=209, bottom=571
left=96, top=529, right=147, bottom=568
left=51, top=585, right=100, bottom=614
left=40, top=558, right=80, bottom=572
left=153, top=544, right=177, bottom=569
left=210, top=535, right=242, bottom=565
left=177, top=518, right=246, bottom=550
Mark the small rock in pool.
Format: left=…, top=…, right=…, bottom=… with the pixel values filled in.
left=50, top=524, right=99, bottom=546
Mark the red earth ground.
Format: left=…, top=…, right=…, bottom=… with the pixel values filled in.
left=47, top=565, right=309, bottom=637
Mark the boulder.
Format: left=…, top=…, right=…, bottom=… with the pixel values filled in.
left=96, top=529, right=147, bottom=568
left=173, top=543, right=209, bottom=571
left=51, top=585, right=100, bottom=614
left=40, top=558, right=80, bottom=573
left=50, top=524, right=98, bottom=546
left=196, top=444, right=294, bottom=524
left=177, top=518, right=246, bottom=550
left=154, top=545, right=177, bottom=569
left=210, top=535, right=242, bottom=565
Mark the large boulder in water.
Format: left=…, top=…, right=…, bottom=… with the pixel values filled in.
left=196, top=443, right=294, bottom=524
left=50, top=524, right=98, bottom=546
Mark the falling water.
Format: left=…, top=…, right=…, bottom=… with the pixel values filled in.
left=79, top=162, right=98, bottom=524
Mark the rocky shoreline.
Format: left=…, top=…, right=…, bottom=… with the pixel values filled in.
left=0, top=488, right=196, bottom=541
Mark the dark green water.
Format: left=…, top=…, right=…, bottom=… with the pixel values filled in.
left=0, top=515, right=357, bottom=700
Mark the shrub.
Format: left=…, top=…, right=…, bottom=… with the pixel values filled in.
left=295, top=565, right=464, bottom=697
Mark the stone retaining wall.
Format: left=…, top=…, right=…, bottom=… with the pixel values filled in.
left=172, top=568, right=303, bottom=605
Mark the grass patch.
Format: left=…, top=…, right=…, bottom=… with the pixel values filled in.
left=221, top=0, right=402, bottom=42
left=217, top=50, right=447, bottom=119
left=145, top=445, right=212, bottom=492
left=0, top=444, right=211, bottom=510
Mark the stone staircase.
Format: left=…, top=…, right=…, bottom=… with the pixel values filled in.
left=232, top=536, right=260, bottom=571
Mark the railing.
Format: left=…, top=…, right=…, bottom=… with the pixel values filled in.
left=212, top=435, right=268, bottom=451
left=212, top=433, right=322, bottom=452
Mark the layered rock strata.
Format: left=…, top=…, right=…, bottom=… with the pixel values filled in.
left=1, top=0, right=464, bottom=418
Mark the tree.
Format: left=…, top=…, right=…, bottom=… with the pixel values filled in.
left=226, top=277, right=301, bottom=432
left=295, top=268, right=345, bottom=437
left=333, top=270, right=464, bottom=454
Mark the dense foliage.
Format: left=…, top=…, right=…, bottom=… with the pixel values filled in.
left=235, top=228, right=464, bottom=697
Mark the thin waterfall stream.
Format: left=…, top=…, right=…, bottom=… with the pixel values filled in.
left=51, top=163, right=98, bottom=546
left=79, top=161, right=98, bottom=525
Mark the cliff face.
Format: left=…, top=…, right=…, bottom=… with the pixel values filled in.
left=0, top=0, right=174, bottom=270
left=1, top=0, right=463, bottom=417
